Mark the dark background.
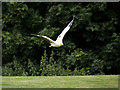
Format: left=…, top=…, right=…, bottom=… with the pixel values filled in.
left=2, top=2, right=120, bottom=76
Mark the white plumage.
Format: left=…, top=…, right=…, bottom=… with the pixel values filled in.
left=25, top=16, right=75, bottom=47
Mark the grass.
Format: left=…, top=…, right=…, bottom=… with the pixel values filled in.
left=2, top=75, right=118, bottom=88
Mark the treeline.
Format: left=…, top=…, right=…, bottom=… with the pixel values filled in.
left=2, top=2, right=120, bottom=76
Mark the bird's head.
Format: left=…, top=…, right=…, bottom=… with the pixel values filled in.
left=49, top=45, right=52, bottom=47
left=49, top=43, right=63, bottom=47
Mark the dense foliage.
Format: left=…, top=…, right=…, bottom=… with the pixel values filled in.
left=2, top=2, right=120, bottom=76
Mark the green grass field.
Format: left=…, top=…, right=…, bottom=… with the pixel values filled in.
left=2, top=75, right=118, bottom=88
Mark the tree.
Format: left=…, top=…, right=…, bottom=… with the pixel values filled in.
left=2, top=2, right=120, bottom=75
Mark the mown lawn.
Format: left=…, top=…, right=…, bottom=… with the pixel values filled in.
left=2, top=75, right=118, bottom=88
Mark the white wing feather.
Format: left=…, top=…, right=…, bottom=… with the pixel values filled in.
left=41, top=36, right=55, bottom=43
left=56, top=16, right=74, bottom=42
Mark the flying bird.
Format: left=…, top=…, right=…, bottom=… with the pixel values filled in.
left=24, top=16, right=75, bottom=47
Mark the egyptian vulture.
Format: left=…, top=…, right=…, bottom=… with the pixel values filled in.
left=24, top=16, right=75, bottom=47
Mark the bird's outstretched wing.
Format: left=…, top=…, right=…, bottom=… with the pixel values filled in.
left=23, top=34, right=54, bottom=43
left=56, top=16, right=75, bottom=42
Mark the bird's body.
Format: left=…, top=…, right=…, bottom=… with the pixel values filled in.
left=24, top=16, right=75, bottom=47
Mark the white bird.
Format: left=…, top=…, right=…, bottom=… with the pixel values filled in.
left=25, top=16, right=75, bottom=47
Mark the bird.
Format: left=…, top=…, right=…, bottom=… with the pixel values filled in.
left=24, top=16, right=75, bottom=47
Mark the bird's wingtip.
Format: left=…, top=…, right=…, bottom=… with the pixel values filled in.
left=72, top=16, right=75, bottom=20
left=22, top=33, right=29, bottom=36
left=73, top=16, right=75, bottom=18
